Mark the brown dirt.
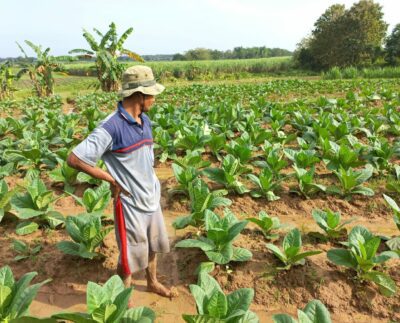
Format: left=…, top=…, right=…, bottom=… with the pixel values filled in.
left=0, top=164, right=399, bottom=322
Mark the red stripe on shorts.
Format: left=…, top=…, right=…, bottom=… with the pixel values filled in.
left=115, top=196, right=131, bottom=276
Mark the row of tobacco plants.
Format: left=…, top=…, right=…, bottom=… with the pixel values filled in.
left=0, top=79, right=400, bottom=321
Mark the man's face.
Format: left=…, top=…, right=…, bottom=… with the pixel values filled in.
left=142, top=94, right=155, bottom=112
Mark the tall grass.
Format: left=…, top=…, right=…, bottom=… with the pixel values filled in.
left=322, top=66, right=400, bottom=80
left=64, top=57, right=294, bottom=81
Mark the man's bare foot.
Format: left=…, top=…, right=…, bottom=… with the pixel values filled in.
left=147, top=281, right=178, bottom=299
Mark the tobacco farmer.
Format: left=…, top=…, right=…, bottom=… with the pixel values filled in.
left=67, top=66, right=176, bottom=299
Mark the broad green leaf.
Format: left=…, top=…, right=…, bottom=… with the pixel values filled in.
left=272, top=314, right=297, bottom=323
left=327, top=249, right=357, bottom=269
left=226, top=288, right=254, bottom=314
left=206, top=291, right=227, bottom=319
left=175, top=239, right=215, bottom=252
left=231, top=248, right=252, bottom=262
left=302, top=299, right=332, bottom=323
left=16, top=222, right=39, bottom=236
left=363, top=271, right=397, bottom=297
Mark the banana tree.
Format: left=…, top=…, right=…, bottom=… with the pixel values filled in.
left=69, top=22, right=143, bottom=92
left=17, top=40, right=64, bottom=97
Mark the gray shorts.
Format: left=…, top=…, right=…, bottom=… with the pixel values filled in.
left=114, top=194, right=170, bottom=275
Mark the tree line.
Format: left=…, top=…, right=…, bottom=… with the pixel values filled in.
left=172, top=46, right=292, bottom=61
left=294, top=0, right=400, bottom=70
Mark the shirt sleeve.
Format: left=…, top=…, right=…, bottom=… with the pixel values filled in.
left=72, top=126, right=113, bottom=167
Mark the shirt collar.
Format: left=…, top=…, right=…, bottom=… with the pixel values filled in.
left=118, top=101, right=142, bottom=125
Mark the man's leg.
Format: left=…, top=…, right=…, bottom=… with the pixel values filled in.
left=146, top=251, right=176, bottom=298
left=117, top=263, right=134, bottom=307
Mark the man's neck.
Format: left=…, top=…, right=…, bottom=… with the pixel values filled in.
left=121, top=100, right=142, bottom=122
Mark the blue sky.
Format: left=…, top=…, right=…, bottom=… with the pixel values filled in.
left=1, top=0, right=399, bottom=57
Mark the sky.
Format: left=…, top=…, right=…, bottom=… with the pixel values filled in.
left=1, top=0, right=399, bottom=57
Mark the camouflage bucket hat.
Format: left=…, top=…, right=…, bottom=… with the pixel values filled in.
left=119, top=65, right=165, bottom=98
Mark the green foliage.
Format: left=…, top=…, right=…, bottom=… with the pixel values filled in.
left=69, top=22, right=143, bottom=92
left=17, top=40, right=64, bottom=97
left=11, top=177, right=64, bottom=234
left=0, top=265, right=50, bottom=321
left=69, top=181, right=111, bottom=214
left=312, top=209, right=355, bottom=239
left=327, top=226, right=398, bottom=296
left=296, top=1, right=388, bottom=69
left=266, top=228, right=322, bottom=270
left=203, top=154, right=251, bottom=194
left=385, top=23, right=400, bottom=65
left=246, top=211, right=282, bottom=240
left=273, top=299, right=332, bottom=323
left=172, top=179, right=232, bottom=230
left=382, top=194, right=400, bottom=253
left=0, top=179, right=15, bottom=223
left=52, top=275, right=155, bottom=322
left=290, top=165, right=326, bottom=199
left=12, top=239, right=41, bottom=262
left=247, top=168, right=282, bottom=201
left=175, top=209, right=252, bottom=265
left=0, top=61, right=24, bottom=99
left=182, top=263, right=258, bottom=322
left=49, top=161, right=79, bottom=193
left=57, top=213, right=113, bottom=259
left=329, top=165, right=374, bottom=198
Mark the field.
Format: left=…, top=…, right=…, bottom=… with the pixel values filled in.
left=63, top=56, right=297, bottom=81
left=1, top=77, right=400, bottom=322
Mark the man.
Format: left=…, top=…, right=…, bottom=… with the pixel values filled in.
left=67, top=65, right=176, bottom=299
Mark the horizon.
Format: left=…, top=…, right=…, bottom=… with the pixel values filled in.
left=1, top=0, right=399, bottom=58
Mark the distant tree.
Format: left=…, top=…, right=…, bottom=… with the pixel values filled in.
left=342, top=0, right=387, bottom=65
left=184, top=48, right=213, bottom=60
left=308, top=4, right=347, bottom=69
left=17, top=41, right=64, bottom=97
left=172, top=53, right=186, bottom=61
left=69, top=22, right=143, bottom=92
left=296, top=0, right=388, bottom=70
left=293, top=37, right=319, bottom=70
left=385, top=24, right=400, bottom=65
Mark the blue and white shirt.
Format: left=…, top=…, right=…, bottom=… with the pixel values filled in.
left=73, top=101, right=161, bottom=213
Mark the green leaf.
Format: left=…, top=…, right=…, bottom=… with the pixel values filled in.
left=231, top=247, right=252, bottom=262
left=175, top=239, right=215, bottom=252
left=327, top=249, right=357, bottom=269
left=290, top=250, right=322, bottom=264
left=206, top=291, right=228, bottom=319
left=0, top=265, right=15, bottom=287
left=206, top=244, right=233, bottom=265
left=14, top=208, right=45, bottom=220
left=190, top=284, right=207, bottom=315
left=57, top=241, right=82, bottom=257
left=302, top=299, right=332, bottom=323
left=0, top=285, right=12, bottom=309
left=283, top=229, right=301, bottom=252
left=363, top=271, right=397, bottom=297
left=102, top=275, right=125, bottom=302
left=52, top=312, right=93, bottom=323
left=16, top=222, right=39, bottom=235
left=226, top=288, right=254, bottom=314
left=121, top=306, right=156, bottom=322
left=272, top=314, right=298, bottom=323
left=86, top=282, right=107, bottom=314
left=266, top=243, right=287, bottom=264
left=10, top=278, right=51, bottom=319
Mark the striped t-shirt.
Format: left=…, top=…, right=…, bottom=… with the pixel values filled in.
left=72, top=101, right=161, bottom=213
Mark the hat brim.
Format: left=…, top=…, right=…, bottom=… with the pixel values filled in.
left=119, top=83, right=165, bottom=98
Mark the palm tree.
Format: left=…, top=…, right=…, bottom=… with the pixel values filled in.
left=70, top=22, right=144, bottom=92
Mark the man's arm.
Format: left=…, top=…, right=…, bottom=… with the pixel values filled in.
left=67, top=152, right=129, bottom=198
